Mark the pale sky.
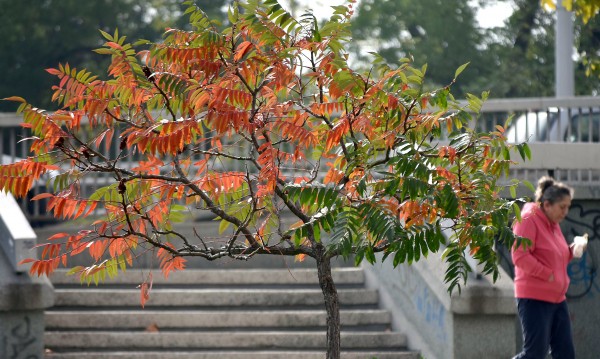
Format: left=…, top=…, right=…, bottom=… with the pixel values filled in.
left=279, top=0, right=513, bottom=29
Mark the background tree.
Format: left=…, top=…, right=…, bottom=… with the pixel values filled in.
left=0, top=0, right=231, bottom=112
left=349, top=0, right=497, bottom=97
left=0, top=1, right=528, bottom=358
left=480, top=0, right=557, bottom=97
left=348, top=0, right=600, bottom=98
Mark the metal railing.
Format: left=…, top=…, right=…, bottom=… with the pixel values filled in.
left=1, top=96, right=599, bottom=223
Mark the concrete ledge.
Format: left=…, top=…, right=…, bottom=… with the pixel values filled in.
left=513, top=143, right=600, bottom=170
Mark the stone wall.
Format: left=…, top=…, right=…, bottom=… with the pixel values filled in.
left=364, top=252, right=516, bottom=359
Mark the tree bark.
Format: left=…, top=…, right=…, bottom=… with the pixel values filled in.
left=315, top=244, right=340, bottom=359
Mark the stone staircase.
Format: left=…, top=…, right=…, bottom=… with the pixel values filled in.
left=44, top=267, right=420, bottom=359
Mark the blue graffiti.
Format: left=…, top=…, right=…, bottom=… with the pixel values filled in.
left=414, top=285, right=447, bottom=342
left=563, top=203, right=599, bottom=299
left=567, top=251, right=599, bottom=298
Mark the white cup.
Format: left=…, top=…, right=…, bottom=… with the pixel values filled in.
left=573, top=234, right=588, bottom=258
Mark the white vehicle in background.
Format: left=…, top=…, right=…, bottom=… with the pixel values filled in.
left=505, top=108, right=600, bottom=144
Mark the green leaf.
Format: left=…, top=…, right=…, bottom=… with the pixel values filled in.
left=218, top=219, right=231, bottom=234
left=93, top=48, right=114, bottom=55
left=513, top=202, right=522, bottom=222
left=454, top=62, right=470, bottom=79
left=393, top=248, right=406, bottom=267
left=365, top=245, right=376, bottom=264
left=99, top=29, right=113, bottom=41
left=523, top=143, right=532, bottom=160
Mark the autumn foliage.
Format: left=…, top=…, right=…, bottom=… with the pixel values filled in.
left=2, top=1, right=528, bottom=296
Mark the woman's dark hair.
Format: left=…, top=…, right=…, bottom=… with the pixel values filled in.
left=534, top=176, right=574, bottom=204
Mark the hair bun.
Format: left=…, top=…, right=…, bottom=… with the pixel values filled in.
left=538, top=176, right=555, bottom=193
left=534, top=175, right=573, bottom=203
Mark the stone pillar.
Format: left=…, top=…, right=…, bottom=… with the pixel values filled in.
left=0, top=192, right=54, bottom=359
left=555, top=2, right=575, bottom=97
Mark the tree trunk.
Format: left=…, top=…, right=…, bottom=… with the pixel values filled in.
left=315, top=244, right=341, bottom=359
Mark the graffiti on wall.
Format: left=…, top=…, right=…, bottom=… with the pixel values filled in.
left=563, top=203, right=600, bottom=299
left=1, top=316, right=39, bottom=359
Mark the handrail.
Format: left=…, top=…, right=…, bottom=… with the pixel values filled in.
left=1, top=96, right=598, bottom=126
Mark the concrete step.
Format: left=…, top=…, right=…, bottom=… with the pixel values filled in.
left=45, top=267, right=421, bottom=358
left=52, top=288, right=379, bottom=308
left=45, top=351, right=421, bottom=359
left=45, top=309, right=392, bottom=330
left=49, top=268, right=365, bottom=287
left=44, top=331, right=408, bottom=350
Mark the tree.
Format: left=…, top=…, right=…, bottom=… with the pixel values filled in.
left=481, top=0, right=557, bottom=97
left=0, top=1, right=528, bottom=358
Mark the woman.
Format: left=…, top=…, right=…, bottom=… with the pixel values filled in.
left=512, top=176, right=583, bottom=359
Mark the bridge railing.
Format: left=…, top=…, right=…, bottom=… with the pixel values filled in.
left=472, top=96, right=600, bottom=194
left=1, top=96, right=599, bottom=223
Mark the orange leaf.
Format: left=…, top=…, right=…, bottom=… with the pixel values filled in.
left=138, top=273, right=153, bottom=308
left=2, top=96, right=26, bottom=103
left=234, top=41, right=254, bottom=62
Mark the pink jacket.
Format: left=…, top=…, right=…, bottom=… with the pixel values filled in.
left=512, top=202, right=572, bottom=303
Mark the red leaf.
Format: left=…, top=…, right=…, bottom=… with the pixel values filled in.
left=18, top=258, right=36, bottom=265
left=31, top=193, right=55, bottom=201
left=105, top=41, right=122, bottom=50
left=46, top=68, right=62, bottom=76
left=47, top=232, right=70, bottom=241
